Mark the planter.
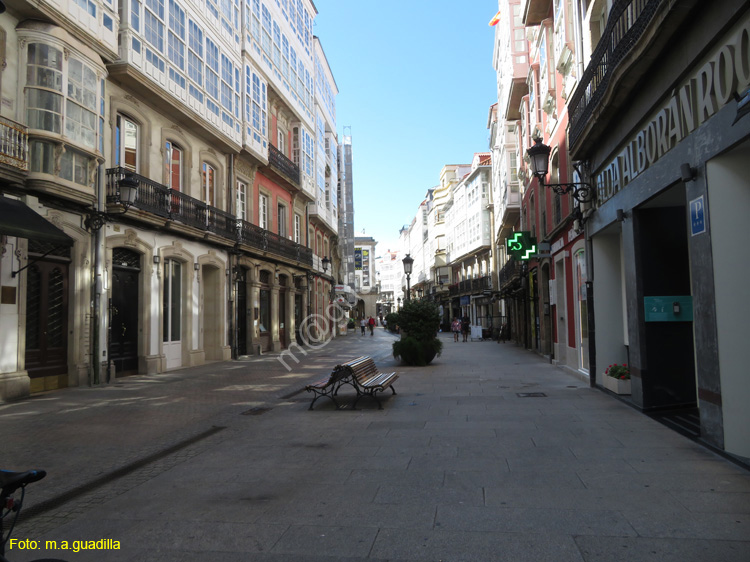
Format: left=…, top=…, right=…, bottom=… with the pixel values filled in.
left=602, top=375, right=631, bottom=395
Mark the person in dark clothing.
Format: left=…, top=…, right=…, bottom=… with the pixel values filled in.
left=461, top=316, right=470, bottom=342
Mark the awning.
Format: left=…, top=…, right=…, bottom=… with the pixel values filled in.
left=0, top=197, right=74, bottom=246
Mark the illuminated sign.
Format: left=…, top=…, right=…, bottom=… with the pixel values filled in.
left=507, top=231, right=537, bottom=260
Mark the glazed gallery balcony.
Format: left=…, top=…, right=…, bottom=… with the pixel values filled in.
left=105, top=167, right=312, bottom=266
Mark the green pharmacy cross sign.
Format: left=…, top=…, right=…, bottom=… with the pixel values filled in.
left=507, top=231, right=537, bottom=260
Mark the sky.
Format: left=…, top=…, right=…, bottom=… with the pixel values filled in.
left=312, top=0, right=499, bottom=255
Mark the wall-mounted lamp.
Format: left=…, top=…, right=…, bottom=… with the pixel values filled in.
left=680, top=163, right=696, bottom=183
left=616, top=209, right=626, bottom=222
left=153, top=255, right=161, bottom=265
left=526, top=138, right=595, bottom=203
left=321, top=256, right=330, bottom=274
left=85, top=172, right=140, bottom=231
left=194, top=262, right=200, bottom=270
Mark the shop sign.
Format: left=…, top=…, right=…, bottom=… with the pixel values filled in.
left=596, top=17, right=750, bottom=204
left=644, top=296, right=694, bottom=322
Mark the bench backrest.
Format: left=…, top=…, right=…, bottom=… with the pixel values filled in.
left=338, top=356, right=378, bottom=384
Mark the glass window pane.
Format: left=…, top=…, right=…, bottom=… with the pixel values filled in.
left=163, top=261, right=169, bottom=341
left=29, top=141, right=56, bottom=174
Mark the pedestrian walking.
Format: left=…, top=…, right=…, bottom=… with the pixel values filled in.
left=461, top=316, right=470, bottom=342
left=451, top=317, right=461, bottom=342
left=368, top=315, right=376, bottom=336
left=360, top=318, right=366, bottom=335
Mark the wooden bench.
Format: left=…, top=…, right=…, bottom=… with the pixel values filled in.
left=304, top=367, right=351, bottom=410
left=336, top=355, right=398, bottom=410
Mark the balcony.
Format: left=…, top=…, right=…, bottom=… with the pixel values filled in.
left=106, top=167, right=312, bottom=266
left=498, top=259, right=524, bottom=295
left=237, top=218, right=313, bottom=265
left=448, top=276, right=493, bottom=297
left=268, top=143, right=301, bottom=187
left=521, top=0, right=552, bottom=26
left=496, top=182, right=521, bottom=243
left=568, top=0, right=668, bottom=155
left=0, top=116, right=29, bottom=184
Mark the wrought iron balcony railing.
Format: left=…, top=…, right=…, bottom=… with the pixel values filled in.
left=237, top=218, right=312, bottom=264
left=105, top=167, right=312, bottom=265
left=568, top=0, right=661, bottom=149
left=0, top=116, right=29, bottom=172
left=448, top=276, right=493, bottom=296
left=498, top=259, right=524, bottom=290
left=268, top=144, right=300, bottom=186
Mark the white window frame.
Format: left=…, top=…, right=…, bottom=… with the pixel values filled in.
left=278, top=202, right=287, bottom=237
left=236, top=179, right=247, bottom=221
left=165, top=140, right=182, bottom=190
left=117, top=113, right=139, bottom=172
left=259, top=192, right=269, bottom=230
left=202, top=162, right=215, bottom=206
left=294, top=213, right=301, bottom=243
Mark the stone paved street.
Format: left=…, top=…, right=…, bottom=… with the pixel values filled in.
left=3, top=327, right=749, bottom=561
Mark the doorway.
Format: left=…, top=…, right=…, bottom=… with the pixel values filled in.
left=25, top=245, right=70, bottom=392
left=163, top=258, right=183, bottom=369
left=202, top=265, right=221, bottom=360
left=237, top=272, right=247, bottom=356
left=637, top=200, right=696, bottom=409
left=111, top=248, right=141, bottom=375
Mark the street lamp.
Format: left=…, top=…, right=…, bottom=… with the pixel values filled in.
left=526, top=138, right=594, bottom=203
left=321, top=255, right=330, bottom=274
left=397, top=297, right=402, bottom=310
left=402, top=253, right=414, bottom=301
left=85, top=172, right=140, bottom=231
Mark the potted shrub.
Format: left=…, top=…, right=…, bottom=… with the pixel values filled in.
left=391, top=300, right=443, bottom=366
left=602, top=363, right=631, bottom=394
left=384, top=312, right=400, bottom=333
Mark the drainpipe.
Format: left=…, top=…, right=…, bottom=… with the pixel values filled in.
left=92, top=163, right=107, bottom=385
left=228, top=153, right=238, bottom=360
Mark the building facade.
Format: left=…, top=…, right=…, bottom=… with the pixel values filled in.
left=353, top=235, right=377, bottom=319
left=0, top=0, right=340, bottom=401
left=568, top=0, right=750, bottom=461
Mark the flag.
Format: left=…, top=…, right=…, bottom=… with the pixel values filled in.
left=488, top=10, right=501, bottom=26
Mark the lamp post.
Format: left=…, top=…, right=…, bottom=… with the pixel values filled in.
left=402, top=253, right=414, bottom=301
left=526, top=138, right=594, bottom=203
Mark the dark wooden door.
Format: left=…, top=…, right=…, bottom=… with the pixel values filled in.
left=236, top=278, right=247, bottom=356
left=25, top=261, right=68, bottom=385
left=279, top=290, right=287, bottom=348
left=111, top=267, right=139, bottom=375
